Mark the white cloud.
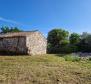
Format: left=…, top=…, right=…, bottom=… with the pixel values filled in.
left=0, top=17, right=26, bottom=26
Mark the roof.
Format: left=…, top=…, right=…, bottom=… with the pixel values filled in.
left=0, top=31, right=38, bottom=38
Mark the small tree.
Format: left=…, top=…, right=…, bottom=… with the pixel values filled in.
left=1, top=26, right=10, bottom=33
left=78, top=34, right=91, bottom=52
left=69, top=33, right=80, bottom=44
left=0, top=26, right=22, bottom=33
left=47, top=28, right=69, bottom=53
left=47, top=28, right=69, bottom=46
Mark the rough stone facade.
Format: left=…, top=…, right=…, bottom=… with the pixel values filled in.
left=0, top=31, right=47, bottom=55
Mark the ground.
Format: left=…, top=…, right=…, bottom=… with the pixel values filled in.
left=0, top=54, right=91, bottom=84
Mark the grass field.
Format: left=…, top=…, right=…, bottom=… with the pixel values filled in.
left=0, top=54, right=91, bottom=84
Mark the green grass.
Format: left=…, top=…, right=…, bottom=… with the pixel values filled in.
left=0, top=54, right=91, bottom=84
left=63, top=55, right=81, bottom=62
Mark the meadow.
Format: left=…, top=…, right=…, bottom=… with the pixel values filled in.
left=0, top=54, right=91, bottom=84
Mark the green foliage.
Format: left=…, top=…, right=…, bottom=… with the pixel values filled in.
left=78, top=34, right=91, bottom=52
left=10, top=27, right=22, bottom=32
left=69, top=33, right=80, bottom=44
left=47, top=28, right=69, bottom=46
left=85, top=34, right=91, bottom=45
left=68, top=44, right=79, bottom=52
left=64, top=55, right=81, bottom=62
left=47, top=28, right=70, bottom=53
left=47, top=28, right=91, bottom=53
left=61, top=40, right=69, bottom=46
left=47, top=44, right=71, bottom=54
left=1, top=26, right=10, bottom=33
left=47, top=28, right=81, bottom=54
left=81, top=32, right=89, bottom=39
left=89, top=57, right=91, bottom=61
left=0, top=26, right=22, bottom=33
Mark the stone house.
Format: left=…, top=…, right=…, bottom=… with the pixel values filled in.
left=0, top=31, right=47, bottom=55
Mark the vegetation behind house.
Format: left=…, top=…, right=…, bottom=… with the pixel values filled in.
left=47, top=28, right=91, bottom=54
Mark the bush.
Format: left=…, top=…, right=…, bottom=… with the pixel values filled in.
left=47, top=46, right=61, bottom=54
left=47, top=44, right=79, bottom=54
left=89, top=57, right=91, bottom=61
left=64, top=55, right=81, bottom=62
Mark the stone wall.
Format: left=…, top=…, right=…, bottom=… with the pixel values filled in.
left=0, top=31, right=47, bottom=55
left=26, top=32, right=47, bottom=55
left=0, top=36, right=27, bottom=54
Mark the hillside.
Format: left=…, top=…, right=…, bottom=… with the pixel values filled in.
left=0, top=54, right=91, bottom=84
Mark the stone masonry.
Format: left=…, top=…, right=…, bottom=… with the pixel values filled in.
left=0, top=31, right=47, bottom=55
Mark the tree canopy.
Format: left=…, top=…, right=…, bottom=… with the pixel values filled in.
left=69, top=33, right=80, bottom=44
left=0, top=26, right=22, bottom=33
left=47, top=29, right=69, bottom=46
left=47, top=28, right=91, bottom=53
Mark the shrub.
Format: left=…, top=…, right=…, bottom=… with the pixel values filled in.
left=64, top=55, right=81, bottom=62
left=89, top=57, right=91, bottom=61
left=47, top=44, right=79, bottom=54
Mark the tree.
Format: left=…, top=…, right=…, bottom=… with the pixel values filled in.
left=10, top=27, right=22, bottom=32
left=0, top=26, right=22, bottom=33
left=47, top=28, right=69, bottom=53
left=78, top=33, right=91, bottom=52
left=1, top=26, right=10, bottom=33
left=85, top=35, right=91, bottom=45
left=81, top=32, right=89, bottom=39
left=69, top=33, right=80, bottom=44
left=47, top=28, right=69, bottom=46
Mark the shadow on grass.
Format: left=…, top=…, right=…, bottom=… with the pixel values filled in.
left=54, top=54, right=68, bottom=57
left=0, top=51, right=28, bottom=56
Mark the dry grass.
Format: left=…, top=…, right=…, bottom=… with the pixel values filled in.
left=0, top=54, right=91, bottom=84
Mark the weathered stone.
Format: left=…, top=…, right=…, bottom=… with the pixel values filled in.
left=0, top=31, right=47, bottom=55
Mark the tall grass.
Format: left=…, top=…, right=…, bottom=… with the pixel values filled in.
left=64, top=55, right=81, bottom=62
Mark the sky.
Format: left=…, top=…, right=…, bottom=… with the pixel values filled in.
left=0, top=0, right=91, bottom=36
